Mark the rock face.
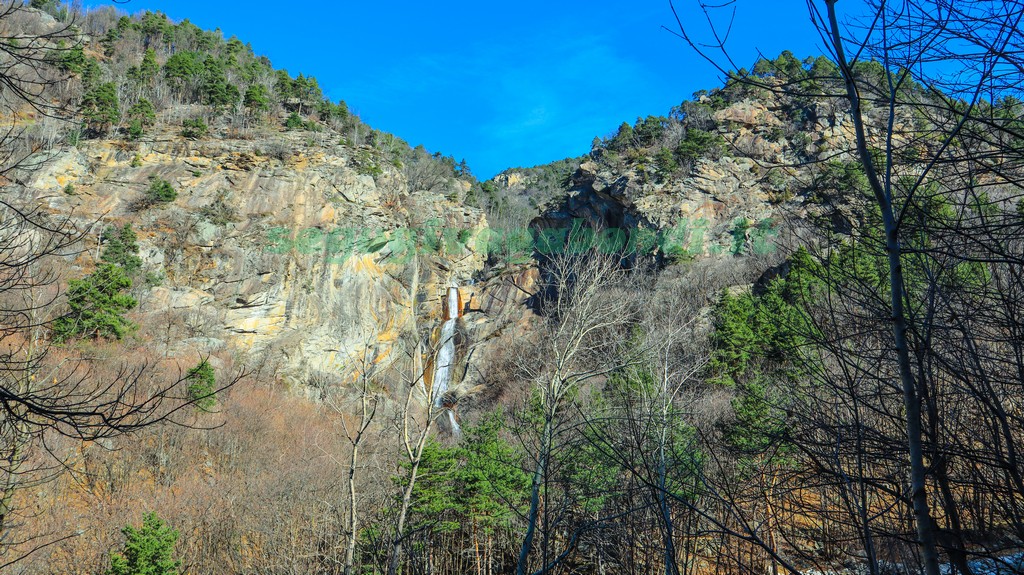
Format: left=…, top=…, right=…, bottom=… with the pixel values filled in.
left=535, top=155, right=782, bottom=261
left=10, top=129, right=523, bottom=392
left=533, top=94, right=883, bottom=261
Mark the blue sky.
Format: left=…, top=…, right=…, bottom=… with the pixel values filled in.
left=94, top=1, right=833, bottom=178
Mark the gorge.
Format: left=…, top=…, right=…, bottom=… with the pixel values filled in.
left=1, top=3, right=1024, bottom=575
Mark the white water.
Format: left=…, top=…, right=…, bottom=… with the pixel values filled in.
left=430, top=285, right=461, bottom=436
left=431, top=286, right=460, bottom=420
left=431, top=317, right=456, bottom=405
left=447, top=410, right=461, bottom=435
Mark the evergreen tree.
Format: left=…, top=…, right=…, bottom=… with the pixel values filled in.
left=128, top=48, right=159, bottom=86
left=81, top=82, right=120, bottom=135
left=186, top=360, right=217, bottom=411
left=126, top=99, right=156, bottom=140
left=106, top=513, right=181, bottom=575
left=100, top=224, right=142, bottom=275
left=675, top=128, right=725, bottom=164
left=180, top=118, right=208, bottom=139
left=139, top=48, right=159, bottom=82
left=403, top=439, right=461, bottom=534
left=52, top=263, right=137, bottom=341
left=53, top=219, right=145, bottom=342
left=457, top=412, right=530, bottom=534
left=52, top=43, right=86, bottom=74
left=163, top=51, right=202, bottom=91
left=199, top=58, right=239, bottom=108
left=243, top=84, right=269, bottom=112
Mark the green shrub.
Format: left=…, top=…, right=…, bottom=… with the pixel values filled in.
left=284, top=112, right=303, bottom=130
left=198, top=191, right=239, bottom=226
left=354, top=149, right=383, bottom=177
left=52, top=263, right=137, bottom=341
left=127, top=120, right=144, bottom=140
left=180, top=117, right=208, bottom=139
left=765, top=170, right=792, bottom=203
left=145, top=178, right=177, bottom=204
left=106, top=513, right=181, bottom=575
left=186, top=360, right=217, bottom=411
left=791, top=131, right=812, bottom=151
left=284, top=112, right=318, bottom=131
left=818, top=160, right=869, bottom=196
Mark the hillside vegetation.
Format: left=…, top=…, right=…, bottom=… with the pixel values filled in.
left=1, top=3, right=1024, bottom=575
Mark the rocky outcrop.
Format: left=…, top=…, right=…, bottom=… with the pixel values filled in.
left=10, top=129, right=526, bottom=392
left=533, top=95, right=881, bottom=261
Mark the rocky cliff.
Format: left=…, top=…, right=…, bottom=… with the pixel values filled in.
left=525, top=84, right=901, bottom=266
left=9, top=126, right=537, bottom=394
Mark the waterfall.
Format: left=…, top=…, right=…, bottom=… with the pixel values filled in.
left=447, top=410, right=461, bottom=435
left=431, top=285, right=461, bottom=435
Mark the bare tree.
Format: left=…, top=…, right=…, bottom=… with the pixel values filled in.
left=511, top=246, right=645, bottom=575
left=0, top=1, right=81, bottom=177
left=669, top=2, right=1024, bottom=574
left=325, top=333, right=384, bottom=575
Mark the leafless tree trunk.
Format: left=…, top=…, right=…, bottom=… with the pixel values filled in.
left=514, top=248, right=644, bottom=575
left=818, top=4, right=940, bottom=573
left=327, top=335, right=382, bottom=575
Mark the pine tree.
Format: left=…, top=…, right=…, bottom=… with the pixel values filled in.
left=101, top=224, right=142, bottom=275
left=243, top=84, right=269, bottom=112
left=126, top=99, right=156, bottom=140
left=53, top=222, right=143, bottom=342
left=81, top=82, right=120, bottom=135
left=106, top=513, right=181, bottom=575
left=52, top=263, right=137, bottom=341
left=186, top=360, right=217, bottom=411
left=138, top=48, right=159, bottom=83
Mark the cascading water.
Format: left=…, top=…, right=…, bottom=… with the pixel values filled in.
left=446, top=410, right=461, bottom=435
left=431, top=284, right=461, bottom=435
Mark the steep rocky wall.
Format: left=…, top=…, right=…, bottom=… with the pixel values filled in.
left=531, top=93, right=893, bottom=261
left=8, top=130, right=527, bottom=392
